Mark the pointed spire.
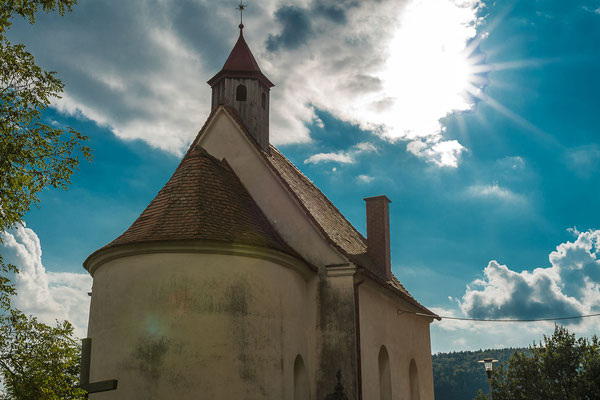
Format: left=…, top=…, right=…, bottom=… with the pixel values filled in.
left=207, top=13, right=274, bottom=88
left=207, top=5, right=274, bottom=153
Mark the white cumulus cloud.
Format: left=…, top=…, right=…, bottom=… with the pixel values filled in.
left=357, top=174, right=375, bottom=183
left=459, top=229, right=600, bottom=321
left=304, top=152, right=354, bottom=164
left=1, top=225, right=92, bottom=337
left=304, top=141, right=378, bottom=164
left=12, top=0, right=484, bottom=165
left=428, top=229, right=600, bottom=352
left=407, top=137, right=466, bottom=167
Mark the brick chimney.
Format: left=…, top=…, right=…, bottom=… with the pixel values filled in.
left=364, top=195, right=392, bottom=279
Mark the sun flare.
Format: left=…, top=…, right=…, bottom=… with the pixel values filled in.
left=377, top=0, right=488, bottom=140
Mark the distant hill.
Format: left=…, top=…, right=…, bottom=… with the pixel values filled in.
left=432, top=347, right=525, bottom=400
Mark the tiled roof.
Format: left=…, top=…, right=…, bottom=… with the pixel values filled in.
left=264, top=147, right=425, bottom=308
left=207, top=30, right=274, bottom=88
left=266, top=147, right=368, bottom=257
left=93, top=145, right=296, bottom=257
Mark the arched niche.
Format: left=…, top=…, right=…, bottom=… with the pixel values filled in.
left=294, top=354, right=310, bottom=400
left=409, top=358, right=420, bottom=400
left=378, top=345, right=392, bottom=400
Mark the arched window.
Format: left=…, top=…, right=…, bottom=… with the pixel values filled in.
left=262, top=92, right=267, bottom=109
left=236, top=84, right=247, bottom=101
left=378, top=346, right=392, bottom=400
left=409, top=359, right=420, bottom=400
left=294, top=354, right=310, bottom=400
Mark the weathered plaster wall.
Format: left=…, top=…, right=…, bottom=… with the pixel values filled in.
left=87, top=251, right=317, bottom=400
left=317, top=265, right=360, bottom=400
left=197, top=110, right=348, bottom=268
left=358, top=281, right=434, bottom=400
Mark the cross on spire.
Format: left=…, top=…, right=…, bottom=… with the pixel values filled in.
left=236, top=1, right=247, bottom=30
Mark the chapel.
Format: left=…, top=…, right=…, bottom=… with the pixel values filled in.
left=82, top=20, right=438, bottom=400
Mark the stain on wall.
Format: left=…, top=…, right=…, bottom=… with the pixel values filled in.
left=132, top=336, right=170, bottom=381
left=317, top=277, right=358, bottom=400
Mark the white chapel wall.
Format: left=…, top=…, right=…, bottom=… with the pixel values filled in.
left=87, top=251, right=318, bottom=400
left=358, top=281, right=435, bottom=400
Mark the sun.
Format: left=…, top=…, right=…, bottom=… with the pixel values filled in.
left=375, top=0, right=489, bottom=140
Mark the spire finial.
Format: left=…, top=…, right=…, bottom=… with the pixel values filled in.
left=236, top=1, right=247, bottom=31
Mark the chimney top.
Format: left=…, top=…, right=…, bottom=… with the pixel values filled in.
left=364, top=195, right=392, bottom=279
left=364, top=195, right=391, bottom=203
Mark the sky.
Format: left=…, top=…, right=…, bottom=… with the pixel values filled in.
left=2, top=0, right=600, bottom=353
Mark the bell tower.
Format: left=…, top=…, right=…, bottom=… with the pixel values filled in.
left=207, top=13, right=274, bottom=153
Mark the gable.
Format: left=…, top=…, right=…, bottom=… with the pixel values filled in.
left=196, top=106, right=348, bottom=268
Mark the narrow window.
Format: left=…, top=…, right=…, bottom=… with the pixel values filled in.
left=236, top=84, right=247, bottom=101
left=294, top=354, right=310, bottom=400
left=379, top=346, right=392, bottom=400
left=409, top=359, right=420, bottom=400
left=262, top=92, right=267, bottom=109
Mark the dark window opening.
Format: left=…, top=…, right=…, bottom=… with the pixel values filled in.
left=262, top=93, right=267, bottom=109
left=236, top=84, right=247, bottom=101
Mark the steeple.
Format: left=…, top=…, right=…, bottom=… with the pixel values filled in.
left=208, top=19, right=274, bottom=152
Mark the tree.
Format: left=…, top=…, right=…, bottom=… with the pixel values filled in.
left=1, top=1, right=90, bottom=398
left=474, top=325, right=600, bottom=400
left=432, top=347, right=521, bottom=400
left=0, top=310, right=85, bottom=400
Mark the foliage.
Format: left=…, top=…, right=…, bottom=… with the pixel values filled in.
left=0, top=310, right=86, bottom=400
left=474, top=325, right=600, bottom=400
left=0, top=259, right=16, bottom=311
left=1, top=1, right=91, bottom=233
left=433, top=347, right=520, bottom=400
left=0, top=1, right=88, bottom=398
left=0, top=1, right=78, bottom=35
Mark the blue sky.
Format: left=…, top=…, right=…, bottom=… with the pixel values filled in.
left=2, top=0, right=600, bottom=352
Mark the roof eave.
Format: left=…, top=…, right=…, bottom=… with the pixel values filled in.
left=83, top=239, right=318, bottom=278
left=359, top=266, right=440, bottom=320
left=207, top=70, right=275, bottom=88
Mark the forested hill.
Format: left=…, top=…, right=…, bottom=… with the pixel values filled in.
left=432, top=347, right=525, bottom=400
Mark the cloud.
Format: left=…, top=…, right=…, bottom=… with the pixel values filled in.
left=430, top=305, right=557, bottom=352
left=304, top=152, right=354, bottom=164
left=497, top=156, right=525, bottom=171
left=266, top=6, right=314, bottom=51
left=304, top=141, right=378, bottom=164
left=407, top=137, right=466, bottom=167
left=459, top=229, right=600, bottom=321
left=357, top=174, right=375, bottom=183
left=430, top=230, right=600, bottom=351
left=10, top=0, right=484, bottom=165
left=466, top=183, right=524, bottom=202
left=582, top=6, right=600, bottom=15
left=1, top=225, right=91, bottom=337
left=564, top=145, right=600, bottom=178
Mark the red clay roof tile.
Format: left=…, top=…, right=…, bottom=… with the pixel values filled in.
left=94, top=145, right=296, bottom=258
left=207, top=30, right=274, bottom=88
